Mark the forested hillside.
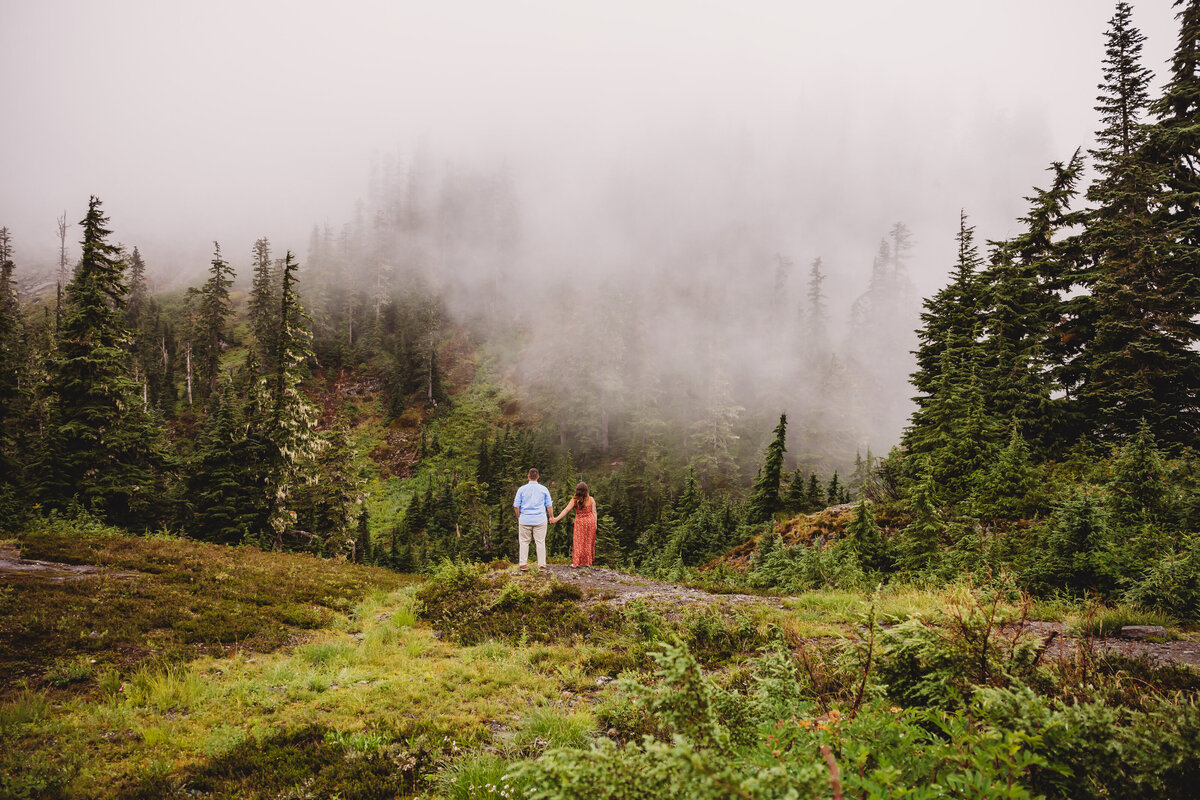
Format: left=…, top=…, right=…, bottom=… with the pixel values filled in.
left=0, top=3, right=1199, bottom=608
left=3, top=3, right=1200, bottom=798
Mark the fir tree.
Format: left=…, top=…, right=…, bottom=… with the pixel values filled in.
left=45, top=197, right=171, bottom=525
left=676, top=465, right=701, bottom=517
left=896, top=459, right=948, bottom=574
left=805, top=473, right=823, bottom=512
left=265, top=251, right=322, bottom=545
left=782, top=469, right=807, bottom=512
left=975, top=426, right=1037, bottom=519
left=1108, top=0, right=1200, bottom=447
left=248, top=237, right=279, bottom=375
left=982, top=153, right=1086, bottom=453
left=355, top=509, right=371, bottom=563
left=1042, top=488, right=1115, bottom=595
left=826, top=471, right=842, bottom=507
left=185, top=380, right=265, bottom=543
left=747, top=413, right=787, bottom=524
left=848, top=499, right=890, bottom=574
left=0, top=228, right=24, bottom=514
left=907, top=211, right=984, bottom=447
left=1107, top=419, right=1173, bottom=526
left=125, top=246, right=149, bottom=328
left=196, top=242, right=235, bottom=400
left=807, top=257, right=829, bottom=360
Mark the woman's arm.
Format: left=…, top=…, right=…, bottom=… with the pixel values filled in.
left=551, top=497, right=576, bottom=523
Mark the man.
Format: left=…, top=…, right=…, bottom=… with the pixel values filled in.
left=513, top=467, right=554, bottom=572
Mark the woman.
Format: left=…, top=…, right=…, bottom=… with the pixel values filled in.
left=551, top=482, right=597, bottom=567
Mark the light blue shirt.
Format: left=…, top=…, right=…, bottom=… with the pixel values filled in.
left=513, top=481, right=553, bottom=525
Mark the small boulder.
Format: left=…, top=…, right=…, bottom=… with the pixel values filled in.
left=1119, top=625, right=1167, bottom=640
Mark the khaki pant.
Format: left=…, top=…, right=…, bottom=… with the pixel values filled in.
left=518, top=521, right=547, bottom=567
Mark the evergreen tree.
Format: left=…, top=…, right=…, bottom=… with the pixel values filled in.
left=291, top=425, right=364, bottom=555
left=1075, top=2, right=1200, bottom=445
left=975, top=426, right=1037, bottom=519
left=265, top=251, right=322, bottom=545
left=1106, top=0, right=1200, bottom=447
left=0, top=228, right=24, bottom=516
left=747, top=413, right=787, bottom=524
left=805, top=473, right=823, bottom=512
left=782, top=469, right=807, bottom=513
left=907, top=211, right=984, bottom=447
left=196, top=242, right=235, bottom=400
left=896, top=459, right=948, bottom=574
left=807, top=257, right=829, bottom=360
left=1107, top=419, right=1173, bottom=526
left=125, top=246, right=149, bottom=327
left=848, top=499, right=890, bottom=574
left=185, top=380, right=266, bottom=543
left=1041, top=488, right=1115, bottom=595
left=981, top=153, right=1086, bottom=453
left=45, top=198, right=171, bottom=525
left=676, top=465, right=701, bottom=517
left=825, top=471, right=842, bottom=506
left=355, top=509, right=372, bottom=563
left=248, top=237, right=279, bottom=374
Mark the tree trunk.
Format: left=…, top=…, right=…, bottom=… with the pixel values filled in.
left=185, top=341, right=193, bottom=406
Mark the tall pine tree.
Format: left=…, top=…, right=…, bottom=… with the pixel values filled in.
left=46, top=198, right=170, bottom=525
left=748, top=413, right=787, bottom=524
left=196, top=242, right=235, bottom=400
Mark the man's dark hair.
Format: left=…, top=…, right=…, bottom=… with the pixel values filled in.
left=528, top=468, right=539, bottom=480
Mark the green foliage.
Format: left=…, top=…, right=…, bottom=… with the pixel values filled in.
left=1106, top=420, right=1173, bottom=526
left=415, top=561, right=619, bottom=646
left=847, top=500, right=891, bottom=574
left=516, top=635, right=1102, bottom=800
left=1, top=518, right=409, bottom=690
left=438, top=753, right=529, bottom=800
left=1034, top=487, right=1116, bottom=596
left=44, top=197, right=173, bottom=528
left=753, top=539, right=866, bottom=593
left=747, top=413, right=787, bottom=524
left=1125, top=534, right=1200, bottom=621
left=876, top=610, right=1042, bottom=710
left=976, top=685, right=1200, bottom=800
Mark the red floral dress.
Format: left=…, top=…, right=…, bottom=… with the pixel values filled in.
left=572, top=497, right=597, bottom=567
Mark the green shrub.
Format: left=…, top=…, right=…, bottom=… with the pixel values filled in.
left=753, top=540, right=866, bottom=593
left=513, top=706, right=596, bottom=752
left=438, top=753, right=527, bottom=800
left=416, top=565, right=618, bottom=646
left=1125, top=535, right=1200, bottom=621
left=43, top=655, right=95, bottom=688
left=875, top=592, right=1043, bottom=709
left=976, top=685, right=1200, bottom=799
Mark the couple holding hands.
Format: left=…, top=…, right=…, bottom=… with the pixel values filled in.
left=512, top=468, right=596, bottom=572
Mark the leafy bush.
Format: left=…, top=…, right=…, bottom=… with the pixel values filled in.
left=1125, top=535, right=1200, bottom=621
left=976, top=685, right=1200, bottom=799
left=753, top=540, right=866, bottom=593
left=875, top=590, right=1043, bottom=709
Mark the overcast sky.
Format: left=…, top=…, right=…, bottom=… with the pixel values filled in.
left=0, top=0, right=1182, bottom=290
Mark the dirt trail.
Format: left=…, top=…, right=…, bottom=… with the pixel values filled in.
left=535, top=564, right=1200, bottom=669
left=540, top=564, right=782, bottom=608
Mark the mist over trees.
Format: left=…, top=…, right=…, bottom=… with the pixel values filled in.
left=0, top=1, right=1196, bottom=593
left=301, top=147, right=924, bottom=484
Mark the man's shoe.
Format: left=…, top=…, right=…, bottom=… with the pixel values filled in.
left=519, top=565, right=529, bottom=572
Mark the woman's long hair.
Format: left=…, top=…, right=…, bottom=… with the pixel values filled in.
left=574, top=482, right=589, bottom=505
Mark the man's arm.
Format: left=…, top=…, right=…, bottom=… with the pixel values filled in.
left=546, top=504, right=555, bottom=523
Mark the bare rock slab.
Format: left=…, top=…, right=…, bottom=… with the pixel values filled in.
left=1120, top=625, right=1168, bottom=640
